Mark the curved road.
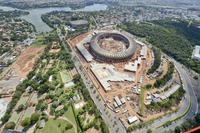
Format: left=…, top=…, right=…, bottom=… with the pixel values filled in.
left=140, top=55, right=199, bottom=133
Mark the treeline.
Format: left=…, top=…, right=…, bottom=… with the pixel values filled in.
left=154, top=62, right=174, bottom=88
left=147, top=47, right=161, bottom=74
left=41, top=14, right=56, bottom=29
left=0, top=10, right=29, bottom=20
left=119, top=19, right=200, bottom=74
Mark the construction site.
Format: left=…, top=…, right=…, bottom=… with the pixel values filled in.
left=69, top=29, right=182, bottom=128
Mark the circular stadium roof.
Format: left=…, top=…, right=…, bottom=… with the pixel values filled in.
left=90, top=32, right=137, bottom=60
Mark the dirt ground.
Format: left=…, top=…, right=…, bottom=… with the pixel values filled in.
left=69, top=32, right=91, bottom=47
left=85, top=127, right=99, bottom=133
left=12, top=46, right=45, bottom=78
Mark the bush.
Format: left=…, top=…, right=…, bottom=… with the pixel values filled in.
left=65, top=123, right=73, bottom=130
left=31, top=113, right=40, bottom=124
left=154, top=62, right=174, bottom=88
left=147, top=129, right=152, bottom=133
left=147, top=47, right=161, bottom=74
left=21, top=117, right=31, bottom=128
left=16, top=104, right=25, bottom=112
left=36, top=101, right=48, bottom=111
left=4, top=121, right=16, bottom=129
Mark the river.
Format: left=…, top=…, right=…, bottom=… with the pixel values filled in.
left=0, top=4, right=107, bottom=33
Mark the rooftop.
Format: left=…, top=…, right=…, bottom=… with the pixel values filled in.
left=70, top=20, right=88, bottom=25
left=192, top=45, right=200, bottom=60
left=91, top=63, right=134, bottom=91
left=76, top=43, right=93, bottom=62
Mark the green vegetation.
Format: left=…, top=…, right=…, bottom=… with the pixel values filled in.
left=36, top=119, right=73, bottom=133
left=0, top=32, right=58, bottom=125
left=154, top=62, right=174, bottom=88
left=1, top=1, right=94, bottom=9
left=64, top=105, right=77, bottom=127
left=73, top=74, right=109, bottom=133
left=147, top=87, right=185, bottom=111
left=147, top=129, right=153, bottom=133
left=0, top=10, right=29, bottom=20
left=32, top=35, right=47, bottom=46
left=119, top=19, right=200, bottom=74
left=2, top=28, right=109, bottom=132
left=147, top=47, right=161, bottom=74
left=59, top=70, right=73, bottom=83
left=30, top=113, right=40, bottom=124
left=139, top=88, right=145, bottom=115
left=157, top=95, right=191, bottom=129
left=4, top=121, right=16, bottom=130
left=21, top=117, right=31, bottom=128
left=16, top=104, right=26, bottom=113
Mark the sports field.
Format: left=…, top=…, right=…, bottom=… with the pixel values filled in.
left=59, top=70, right=73, bottom=83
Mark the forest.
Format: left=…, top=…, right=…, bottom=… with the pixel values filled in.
left=119, top=19, right=200, bottom=74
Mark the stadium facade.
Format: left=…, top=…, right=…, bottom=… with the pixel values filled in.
left=90, top=32, right=137, bottom=61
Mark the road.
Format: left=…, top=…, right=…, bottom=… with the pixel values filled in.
left=135, top=55, right=199, bottom=133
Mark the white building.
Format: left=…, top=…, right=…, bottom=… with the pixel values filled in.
left=76, top=43, right=93, bottom=62
left=192, top=45, right=200, bottom=61
left=128, top=116, right=138, bottom=124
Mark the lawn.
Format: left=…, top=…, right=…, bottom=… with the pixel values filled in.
left=64, top=105, right=76, bottom=125
left=32, top=35, right=46, bottom=47
left=16, top=96, right=29, bottom=107
left=9, top=111, right=20, bottom=123
left=23, top=106, right=35, bottom=118
left=139, top=88, right=145, bottom=115
left=35, top=119, right=74, bottom=133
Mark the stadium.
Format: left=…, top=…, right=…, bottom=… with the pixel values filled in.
left=90, top=32, right=137, bottom=61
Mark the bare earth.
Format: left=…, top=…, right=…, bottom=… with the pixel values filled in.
left=12, top=46, right=45, bottom=78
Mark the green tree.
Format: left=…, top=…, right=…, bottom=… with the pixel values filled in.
left=16, top=104, right=25, bottom=112
left=147, top=129, right=152, bottom=133
left=175, top=126, right=181, bottom=133
left=21, top=117, right=31, bottom=128
left=30, top=113, right=40, bottom=124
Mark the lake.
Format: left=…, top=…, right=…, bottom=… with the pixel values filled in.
left=0, top=4, right=107, bottom=33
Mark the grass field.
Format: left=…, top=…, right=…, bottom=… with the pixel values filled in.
left=140, top=88, right=145, bottom=115
left=16, top=96, right=29, bottom=106
left=35, top=119, right=74, bottom=133
left=64, top=105, right=77, bottom=126
left=9, top=112, right=20, bottom=123
left=32, top=35, right=46, bottom=47
left=59, top=70, right=73, bottom=83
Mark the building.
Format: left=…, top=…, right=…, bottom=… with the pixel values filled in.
left=124, top=57, right=141, bottom=72
left=192, top=45, right=200, bottom=61
left=128, top=116, right=138, bottom=124
left=76, top=43, right=93, bottom=62
left=90, top=63, right=134, bottom=91
left=69, top=20, right=88, bottom=29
